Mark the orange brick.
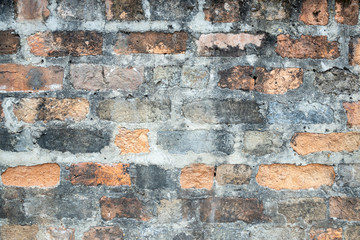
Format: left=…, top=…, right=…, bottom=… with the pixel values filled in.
left=350, top=37, right=360, bottom=65
left=310, top=227, right=342, bottom=240
left=14, top=0, right=50, bottom=21
left=180, top=164, right=214, bottom=190
left=115, top=128, right=150, bottom=154
left=299, top=0, right=328, bottom=25
left=2, top=163, right=60, bottom=187
left=344, top=101, right=360, bottom=127
left=335, top=0, right=358, bottom=25
left=256, top=164, right=335, bottom=190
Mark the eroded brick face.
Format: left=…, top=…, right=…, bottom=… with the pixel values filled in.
left=310, top=227, right=342, bottom=240
left=299, top=0, right=328, bottom=25
left=115, top=128, right=150, bottom=154
left=330, top=197, right=360, bottom=221
left=0, top=31, right=20, bottom=54
left=0, top=225, right=39, bottom=240
left=47, top=227, right=75, bottom=240
left=15, top=0, right=50, bottom=21
left=203, top=0, right=246, bottom=23
left=105, top=0, right=144, bottom=21
left=349, top=37, right=360, bottom=65
left=343, top=101, right=360, bottom=128
left=335, top=0, right=359, bottom=25
left=180, top=164, right=214, bottom=190
left=83, top=226, right=124, bottom=240
left=215, top=164, right=251, bottom=185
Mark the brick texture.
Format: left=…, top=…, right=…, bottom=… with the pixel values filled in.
left=344, top=101, right=360, bottom=127
left=0, top=31, right=20, bottom=54
left=310, top=227, right=342, bottom=240
left=14, top=0, right=50, bottom=21
left=330, top=197, right=360, bottom=221
left=83, top=226, right=124, bottom=240
left=299, top=0, right=328, bottom=25
left=180, top=164, right=214, bottom=190
left=335, top=0, right=359, bottom=25
left=115, top=128, right=150, bottom=154
left=215, top=164, right=251, bottom=185
left=105, top=0, right=144, bottom=21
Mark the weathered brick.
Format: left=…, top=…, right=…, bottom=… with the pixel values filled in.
left=344, top=101, right=360, bottom=128
left=180, top=164, right=214, bottom=190
left=27, top=31, right=103, bottom=57
left=105, top=0, right=144, bottom=21
left=0, top=0, right=13, bottom=22
left=0, top=101, right=3, bottom=121
left=0, top=31, right=20, bottom=54
left=243, top=131, right=283, bottom=156
left=13, top=98, right=89, bottom=123
left=330, top=197, right=360, bottom=221
left=157, top=199, right=182, bottom=223
left=83, top=226, right=124, bottom=240
left=157, top=130, right=234, bottom=155
left=47, top=227, right=75, bottom=240
left=2, top=163, right=60, bottom=187
left=350, top=37, right=360, bottom=65
left=14, top=0, right=50, bottom=21
left=200, top=198, right=268, bottom=223
left=153, top=66, right=181, bottom=86
left=250, top=0, right=296, bottom=21
left=279, top=198, right=327, bottom=223
left=57, top=0, right=104, bottom=21
left=299, top=0, right=328, bottom=25
left=136, top=165, right=176, bottom=190
left=315, top=68, right=360, bottom=94
left=249, top=226, right=305, bottom=240
left=291, top=132, right=360, bottom=155
left=218, top=66, right=303, bottom=94
left=335, top=0, right=358, bottom=25
left=345, top=226, right=360, bottom=240
left=183, top=99, right=264, bottom=124
left=114, top=32, right=188, bottom=54
left=0, top=64, right=63, bottom=92
left=276, top=35, right=340, bottom=59
left=149, top=0, right=197, bottom=21
left=310, top=227, right=342, bottom=240
left=256, top=164, right=335, bottom=190
left=203, top=0, right=246, bottom=22
left=71, top=64, right=144, bottom=91
left=181, top=66, right=209, bottom=89
left=0, top=128, right=19, bottom=151
left=338, top=164, right=360, bottom=187
left=68, top=162, right=131, bottom=186
left=0, top=225, right=38, bottom=240
left=215, top=164, right=251, bottom=185
left=37, top=127, right=111, bottom=153
left=196, top=33, right=265, bottom=57
left=97, top=99, right=171, bottom=122
left=100, top=196, right=149, bottom=221
left=115, top=128, right=149, bottom=154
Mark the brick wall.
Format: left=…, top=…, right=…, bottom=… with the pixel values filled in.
left=0, top=0, right=360, bottom=239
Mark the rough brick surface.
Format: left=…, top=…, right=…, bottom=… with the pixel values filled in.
left=344, top=101, right=360, bottom=128
left=1, top=163, right=60, bottom=187
left=330, top=197, right=360, bottom=221
left=14, top=0, right=50, bottom=21
left=47, top=227, right=75, bottom=240
left=57, top=0, right=104, bottom=21
left=291, top=132, right=360, bottom=155
left=349, top=37, right=360, bottom=65
left=250, top=0, right=295, bottom=21
left=68, top=162, right=131, bottom=186
left=299, top=0, right=328, bottom=25
left=0, top=101, right=3, bottom=121
left=243, top=131, right=283, bottom=156
left=0, top=128, right=19, bottom=151
left=215, top=164, right=251, bottom=185
left=335, top=0, right=359, bottom=25
left=315, top=68, right=360, bottom=94
left=0, top=225, right=39, bottom=240
left=310, top=227, right=342, bottom=240
left=149, top=0, right=197, bottom=21
left=203, top=0, right=246, bottom=23
left=180, top=164, right=214, bottom=190
left=256, top=164, right=335, bottom=190
left=105, top=0, right=144, bottom=21
left=338, top=164, right=360, bottom=187
left=115, top=128, right=150, bottom=154
left=345, top=226, right=360, bottom=240
left=83, top=226, right=124, bottom=240
left=0, top=64, right=63, bottom=92
left=0, top=31, right=20, bottom=55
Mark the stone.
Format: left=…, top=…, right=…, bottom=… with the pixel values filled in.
left=180, top=164, right=214, bottom=190
left=203, top=0, right=247, bottom=22
left=14, top=0, right=50, bottom=21
left=115, top=128, right=150, bottom=154
left=105, top=0, right=144, bottom=21
left=243, top=131, right=283, bottom=156
left=335, top=0, right=358, bottom=25
left=83, top=226, right=124, bottom=240
left=315, top=68, right=360, bottom=94
left=181, top=66, right=209, bottom=89
left=310, top=227, right=342, bottom=240
left=330, top=197, right=360, bottom=221
left=149, top=0, right=197, bottom=21
left=299, top=0, right=328, bottom=25
left=0, top=225, right=38, bottom=240
left=344, top=101, right=360, bottom=128
left=47, top=227, right=75, bottom=240
left=215, top=164, right=251, bottom=185
left=136, top=165, right=175, bottom=190
left=57, top=0, right=104, bottom=21
left=0, top=30, right=20, bottom=55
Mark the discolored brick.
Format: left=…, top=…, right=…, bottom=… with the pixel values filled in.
left=136, top=165, right=176, bottom=190
left=57, top=0, right=104, bottom=21
left=105, top=0, right=144, bottom=21
left=243, top=131, right=283, bottom=156
left=0, top=30, right=20, bottom=54
left=1, top=163, right=60, bottom=188
left=215, top=164, right=251, bottom=185
left=256, top=164, right=335, bottom=190
left=251, top=0, right=295, bottom=21
left=181, top=66, right=209, bottom=89
left=0, top=64, right=63, bottom=92
left=0, top=128, right=19, bottom=151
left=0, top=101, right=3, bottom=121
left=344, top=101, right=360, bottom=128
left=0, top=225, right=38, bottom=240
left=100, top=196, right=149, bottom=221
left=349, top=37, right=360, bottom=65
left=83, top=226, right=124, bottom=240
left=310, top=227, right=342, bottom=240
left=180, top=164, right=214, bottom=190
left=218, top=66, right=255, bottom=91
left=115, top=128, right=150, bottom=154
left=291, top=132, right=360, bottom=155
left=335, top=0, right=358, bottom=25
left=276, top=35, right=339, bottom=59
left=149, top=0, right=197, bottom=21
left=68, top=162, right=131, bottom=186
left=330, top=197, right=360, bottom=221
left=315, top=68, right=360, bottom=94
left=27, top=31, right=103, bottom=57
left=299, top=0, right=328, bottom=25
left=204, top=0, right=247, bottom=23
left=344, top=226, right=360, bottom=240
left=47, top=227, right=75, bottom=240
left=14, top=0, right=50, bottom=21
left=338, top=164, right=360, bottom=187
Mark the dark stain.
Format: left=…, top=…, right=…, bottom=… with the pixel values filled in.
left=109, top=0, right=144, bottom=21
left=26, top=68, right=45, bottom=90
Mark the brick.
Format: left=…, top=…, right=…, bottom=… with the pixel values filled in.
left=70, top=64, right=144, bottom=91
left=276, top=35, right=339, bottom=59
left=315, top=68, right=360, bottom=94
left=57, top=0, right=104, bottom=21
left=0, top=64, right=63, bottom=92
left=268, top=102, right=333, bottom=124
left=181, top=66, right=209, bottom=89
left=1, top=163, right=60, bottom=188
left=218, top=66, right=303, bottom=94
left=13, top=98, right=89, bottom=123
left=37, top=127, right=111, bottom=153
left=338, top=164, right=360, bottom=187
left=83, top=226, right=124, bottom=240
left=68, top=162, right=131, bottom=186
left=0, top=0, right=14, bottom=22
left=97, top=99, right=171, bottom=122
left=345, top=226, right=360, bottom=240
left=0, top=31, right=20, bottom=54
left=14, top=0, right=50, bottom=21
left=115, top=128, right=149, bottom=154
left=149, top=0, right=197, bottom=21
left=200, top=198, right=268, bottom=223
left=215, top=164, right=251, bottom=185
left=310, top=227, right=342, bottom=240
left=0, top=128, right=19, bottom=151
left=136, top=165, right=176, bottom=190
left=0, top=101, right=3, bottom=121
left=256, top=164, right=335, bottom=190
left=105, top=0, right=144, bottom=21
left=330, top=197, right=360, bottom=221
left=183, top=99, right=264, bottom=124
left=335, top=0, right=358, bottom=25
left=157, top=199, right=182, bottom=223
left=250, top=0, right=296, bottom=21
left=344, top=101, right=360, bottom=128
left=350, top=37, right=360, bottom=65
left=299, top=0, right=328, bottom=25
left=114, top=32, right=188, bottom=54
left=278, top=198, right=327, bottom=223
left=249, top=226, right=305, bottom=240
left=0, top=225, right=38, bottom=240
left=180, top=164, right=214, bottom=190
left=27, top=31, right=103, bottom=57
left=153, top=66, right=181, bottom=86
left=203, top=0, right=246, bottom=22
left=157, top=130, right=234, bottom=155
left=100, top=196, right=149, bottom=221
left=47, top=227, right=75, bottom=240
left=291, top=132, right=360, bottom=155
left=243, top=131, right=283, bottom=156
left=196, top=33, right=265, bottom=57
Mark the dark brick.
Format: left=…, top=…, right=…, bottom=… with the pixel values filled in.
left=136, top=165, right=176, bottom=190
left=330, top=197, right=360, bottom=221
left=335, top=0, right=358, bottom=25
left=83, top=226, right=124, bottom=240
left=37, top=127, right=111, bottom=153
left=149, top=0, right=197, bottom=21
left=157, top=130, right=234, bottom=155
left=250, top=0, right=298, bottom=21
left=315, top=68, right=360, bottom=94
left=14, top=0, right=50, bottom=21
left=203, top=0, right=247, bottom=23
left=0, top=0, right=14, bottom=22
left=105, top=0, right=144, bottom=21
left=57, top=0, right=104, bottom=21
left=0, top=31, right=20, bottom=55
left=299, top=0, right=328, bottom=25
left=0, top=128, right=19, bottom=152
left=2, top=188, right=29, bottom=225
left=345, top=226, right=360, bottom=240
left=349, top=36, right=360, bottom=66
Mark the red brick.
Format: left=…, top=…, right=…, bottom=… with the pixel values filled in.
left=1, top=225, right=39, bottom=240
left=335, top=0, right=359, bottom=25
left=215, top=164, right=251, bottom=185
left=115, top=128, right=150, bottom=154
left=47, top=227, right=75, bottom=240
left=105, top=0, right=144, bottom=21
left=0, top=31, right=20, bottom=54
left=14, top=0, right=50, bottom=21
left=330, top=197, right=360, bottom=221
left=180, top=164, right=214, bottom=190
left=100, top=196, right=150, bottom=221
left=344, top=101, right=360, bottom=128
left=83, top=226, right=124, bottom=240
left=299, top=0, right=328, bottom=25
left=203, top=0, right=245, bottom=23
left=68, top=162, right=131, bottom=186
left=0, top=101, right=3, bottom=121
left=349, top=37, right=360, bottom=65
left=114, top=32, right=188, bottom=54
left=291, top=132, right=360, bottom=155
left=27, top=31, right=103, bottom=57
left=256, top=164, right=335, bottom=190
left=276, top=35, right=340, bottom=59
left=310, top=227, right=342, bottom=240
left=2, top=163, right=60, bottom=188
left=13, top=98, right=89, bottom=123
